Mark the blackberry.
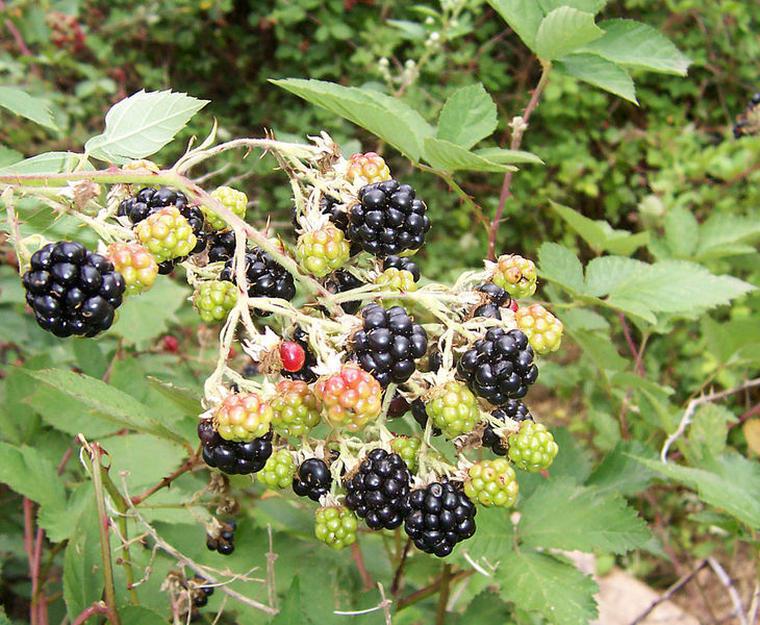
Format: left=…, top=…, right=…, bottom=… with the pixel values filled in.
left=189, top=576, right=214, bottom=608
left=411, top=399, right=441, bottom=436
left=207, top=231, right=236, bottom=263
left=404, top=482, right=476, bottom=557
left=383, top=255, right=420, bottom=282
left=472, top=283, right=511, bottom=319
left=118, top=187, right=206, bottom=255
left=464, top=459, right=519, bottom=507
left=387, top=392, right=410, bottom=418
left=199, top=420, right=273, bottom=475
left=324, top=269, right=365, bottom=315
left=425, top=381, right=480, bottom=439
left=291, top=194, right=349, bottom=233
left=292, top=457, right=332, bottom=502
left=348, top=180, right=431, bottom=256
left=482, top=400, right=533, bottom=455
left=22, top=241, right=126, bottom=337
left=296, top=225, right=351, bottom=277
left=508, top=421, right=559, bottom=472
left=315, top=506, right=358, bottom=549
left=344, top=448, right=411, bottom=530
left=390, top=436, right=421, bottom=472
left=351, top=304, right=428, bottom=387
left=206, top=520, right=236, bottom=555
left=220, top=248, right=296, bottom=316
left=281, top=327, right=318, bottom=382
left=457, top=328, right=538, bottom=404
left=314, top=364, right=383, bottom=431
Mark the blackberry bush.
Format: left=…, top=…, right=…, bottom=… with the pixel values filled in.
left=270, top=379, right=321, bottom=437
left=193, top=280, right=238, bottom=323
left=314, top=364, right=383, bottom=430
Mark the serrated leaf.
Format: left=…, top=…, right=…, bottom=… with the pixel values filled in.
left=459, top=591, right=512, bottom=623
left=103, top=433, right=187, bottom=489
left=461, top=507, right=513, bottom=562
left=147, top=377, right=202, bottom=416
left=496, top=551, right=598, bottom=625
left=0, top=442, right=66, bottom=510
left=436, top=84, right=497, bottom=149
left=486, top=0, right=544, bottom=51
left=696, top=214, right=760, bottom=261
left=84, top=90, right=208, bottom=164
left=684, top=404, right=736, bottom=464
left=537, top=242, right=585, bottom=294
left=556, top=53, right=637, bottom=103
left=272, top=79, right=433, bottom=162
left=0, top=86, right=57, bottom=130
left=534, top=7, right=604, bottom=61
left=584, top=256, right=649, bottom=296
left=272, top=577, right=313, bottom=625
left=423, top=138, right=518, bottom=172
left=586, top=441, right=656, bottom=495
left=550, top=201, right=647, bottom=254
left=475, top=146, right=544, bottom=164
left=663, top=207, right=699, bottom=258
left=0, top=151, right=89, bottom=174
left=538, top=0, right=608, bottom=13
left=582, top=19, right=690, bottom=75
left=519, top=477, right=650, bottom=553
left=63, top=497, right=104, bottom=621
left=570, top=328, right=628, bottom=371
left=637, top=452, right=760, bottom=529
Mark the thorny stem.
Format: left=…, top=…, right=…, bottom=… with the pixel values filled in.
left=487, top=61, right=552, bottom=260
left=130, top=453, right=202, bottom=506
left=71, top=602, right=112, bottom=625
left=436, top=563, right=452, bottom=625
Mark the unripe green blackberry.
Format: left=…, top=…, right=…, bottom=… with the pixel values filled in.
left=214, top=392, right=273, bottom=442
left=193, top=280, right=238, bottom=323
left=296, top=225, right=351, bottom=277
left=270, top=379, right=321, bottom=437
left=135, top=206, right=197, bottom=263
left=425, top=381, right=480, bottom=439
left=464, top=458, right=519, bottom=507
left=508, top=421, right=558, bottom=472
left=492, top=254, right=537, bottom=298
left=206, top=186, right=248, bottom=231
left=314, top=506, right=358, bottom=550
left=515, top=304, right=563, bottom=354
left=390, top=436, right=422, bottom=473
left=107, top=242, right=158, bottom=295
left=375, top=267, right=418, bottom=293
left=258, top=449, right=297, bottom=489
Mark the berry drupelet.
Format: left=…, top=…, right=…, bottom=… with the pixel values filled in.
left=324, top=269, right=365, bottom=315
left=457, top=328, right=538, bottom=404
left=348, top=180, right=431, bottom=257
left=472, top=283, right=512, bottom=320
left=206, top=520, right=236, bottom=556
left=344, top=448, right=412, bottom=530
left=351, top=304, right=428, bottom=387
left=22, top=241, right=126, bottom=337
left=207, top=231, right=236, bottom=263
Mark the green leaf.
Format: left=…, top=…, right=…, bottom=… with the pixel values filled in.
left=556, top=53, right=637, bottom=103
left=459, top=591, right=512, bottom=623
left=63, top=497, right=105, bottom=621
left=0, top=86, right=57, bottom=130
left=84, top=90, right=209, bottom=164
left=696, top=214, right=760, bottom=261
left=271, top=577, right=312, bottom=625
left=550, top=201, right=647, bottom=254
left=570, top=328, right=628, bottom=371
left=423, top=138, right=518, bottom=173
left=663, top=207, right=699, bottom=258
left=118, top=607, right=167, bottom=625
left=0, top=145, right=22, bottom=167
left=538, top=0, right=608, bottom=13
left=436, top=84, right=497, bottom=149
left=537, top=243, right=586, bottom=294
left=103, top=433, right=187, bottom=488
left=637, top=453, right=760, bottom=529
left=684, top=404, right=736, bottom=464
left=461, top=507, right=514, bottom=562
left=584, top=256, right=649, bottom=296
left=271, top=79, right=434, bottom=162
left=582, top=19, right=690, bottom=76
left=387, top=19, right=427, bottom=40
left=534, top=7, right=604, bottom=61
left=147, top=377, right=202, bottom=417
left=486, top=0, right=544, bottom=51
left=0, top=151, right=88, bottom=174
left=586, top=441, right=656, bottom=496
left=519, top=477, right=650, bottom=553
left=474, top=146, right=544, bottom=164
left=496, top=551, right=598, bottom=625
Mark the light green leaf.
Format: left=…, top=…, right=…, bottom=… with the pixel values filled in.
left=103, top=433, right=187, bottom=489
left=537, top=242, right=585, bottom=294
left=436, top=84, right=497, bottom=149
left=423, top=138, right=518, bottom=172
left=38, top=484, right=93, bottom=543
left=0, top=151, right=88, bottom=175
left=272, top=577, right=313, bottom=625
left=584, top=256, right=649, bottom=296
left=387, top=19, right=427, bottom=40
left=85, top=90, right=208, bottom=164
left=538, top=0, right=608, bottom=13
left=550, top=201, right=647, bottom=254
left=474, top=146, right=544, bottom=164
left=486, top=0, right=544, bottom=51
left=582, top=19, right=690, bottom=75
left=0, top=442, right=66, bottom=510
left=118, top=607, right=167, bottom=625
left=561, top=308, right=609, bottom=332
left=684, top=404, right=736, bottom=464
left=570, top=328, right=628, bottom=371
left=663, top=207, right=699, bottom=258
left=63, top=497, right=105, bottom=621
left=497, top=551, right=598, bottom=625
left=519, top=477, right=650, bottom=553
left=534, top=7, right=604, bottom=61
left=696, top=214, right=760, bottom=261
left=461, top=507, right=513, bottom=562
left=0, top=145, right=22, bottom=167
left=556, top=53, right=637, bottom=103
left=272, top=79, right=434, bottom=162
left=586, top=441, right=656, bottom=496
left=637, top=453, right=760, bottom=529
left=0, top=86, right=57, bottom=130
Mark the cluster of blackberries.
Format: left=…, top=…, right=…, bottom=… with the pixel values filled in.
left=473, top=282, right=513, bottom=319
left=206, top=520, right=236, bottom=555
left=457, top=328, right=538, bottom=404
left=220, top=248, right=296, bottom=316
left=482, top=400, right=533, bottom=455
left=198, top=421, right=273, bottom=475
left=351, top=304, right=428, bottom=387
left=22, top=241, right=125, bottom=337
left=207, top=230, right=236, bottom=263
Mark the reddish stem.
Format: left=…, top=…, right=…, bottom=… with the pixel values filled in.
left=129, top=454, right=200, bottom=506
left=23, top=498, right=37, bottom=625
left=351, top=541, right=374, bottom=591
left=71, top=602, right=112, bottom=625
left=618, top=313, right=645, bottom=376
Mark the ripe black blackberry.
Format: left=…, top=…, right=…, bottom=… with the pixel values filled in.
left=348, top=180, right=430, bottom=256
left=457, top=328, right=538, bottom=404
left=281, top=327, right=318, bottom=382
left=411, top=399, right=441, bottom=436
left=351, top=304, right=428, bottom=387
left=404, top=481, right=476, bottom=557
left=198, top=421, right=273, bottom=475
left=22, top=241, right=126, bottom=337
left=473, top=283, right=511, bottom=319
left=220, top=247, right=296, bottom=316
left=383, top=255, right=420, bottom=281
left=344, top=448, right=411, bottom=530
left=206, top=520, right=236, bottom=555
left=324, top=269, right=365, bottom=315
left=482, top=400, right=533, bottom=455
left=292, top=457, right=332, bottom=501
left=387, top=392, right=410, bottom=419
left=207, top=230, right=236, bottom=263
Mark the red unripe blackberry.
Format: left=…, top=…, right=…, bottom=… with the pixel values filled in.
left=162, top=335, right=180, bottom=353
left=22, top=241, right=126, bottom=337
left=344, top=449, right=412, bottom=530
left=280, top=327, right=318, bottom=383
left=457, top=328, right=538, bottom=404
left=279, top=340, right=306, bottom=372
left=404, top=482, right=477, bottom=557
left=292, top=458, right=332, bottom=502
left=348, top=180, right=431, bottom=257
